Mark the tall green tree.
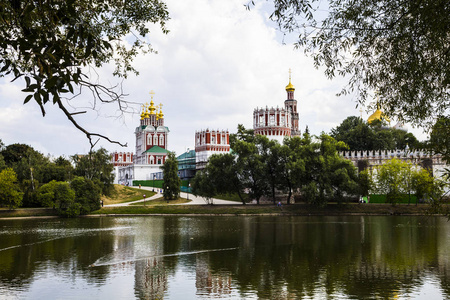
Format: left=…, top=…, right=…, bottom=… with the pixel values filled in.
left=252, top=0, right=449, bottom=126
left=0, top=168, right=23, bottom=209
left=72, top=148, right=114, bottom=196
left=259, top=137, right=282, bottom=204
left=311, top=134, right=358, bottom=205
left=0, top=0, right=169, bottom=146
left=162, top=152, right=181, bottom=201
left=232, top=135, right=267, bottom=204
left=279, top=136, right=306, bottom=204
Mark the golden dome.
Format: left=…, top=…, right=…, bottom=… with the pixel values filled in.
left=149, top=100, right=156, bottom=115
left=367, top=108, right=390, bottom=124
left=285, top=81, right=295, bottom=92
left=140, top=104, right=146, bottom=120
left=285, top=69, right=295, bottom=92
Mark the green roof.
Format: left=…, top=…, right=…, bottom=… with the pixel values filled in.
left=177, top=150, right=196, bottom=160
left=144, top=146, right=170, bottom=154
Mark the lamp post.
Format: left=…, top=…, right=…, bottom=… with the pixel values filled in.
left=187, top=181, right=190, bottom=200
left=153, top=174, right=156, bottom=192
left=166, top=186, right=169, bottom=203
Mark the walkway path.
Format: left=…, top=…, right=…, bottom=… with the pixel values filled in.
left=104, top=186, right=238, bottom=207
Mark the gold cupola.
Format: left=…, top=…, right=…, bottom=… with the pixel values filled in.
left=149, top=100, right=156, bottom=115
left=285, top=68, right=295, bottom=92
left=368, top=100, right=390, bottom=124
left=157, top=104, right=164, bottom=119
left=140, top=104, right=146, bottom=120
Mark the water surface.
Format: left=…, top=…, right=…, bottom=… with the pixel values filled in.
left=0, top=216, right=449, bottom=299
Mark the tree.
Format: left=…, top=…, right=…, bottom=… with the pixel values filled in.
left=252, top=0, right=449, bottom=126
left=232, top=134, right=268, bottom=204
left=330, top=116, right=421, bottom=151
left=70, top=176, right=101, bottom=214
left=53, top=182, right=78, bottom=217
left=312, top=134, right=358, bottom=205
left=162, top=152, right=180, bottom=201
left=191, top=153, right=245, bottom=204
left=279, top=136, right=306, bottom=205
left=374, top=158, right=411, bottom=204
left=358, top=169, right=373, bottom=198
left=72, top=148, right=114, bottom=196
left=0, top=0, right=169, bottom=147
left=37, top=180, right=58, bottom=208
left=0, top=168, right=23, bottom=209
left=259, top=137, right=282, bottom=204
left=428, top=116, right=450, bottom=163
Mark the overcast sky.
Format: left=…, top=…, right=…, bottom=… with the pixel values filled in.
left=0, top=0, right=427, bottom=158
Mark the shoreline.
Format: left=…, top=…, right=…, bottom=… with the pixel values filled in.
left=1, top=203, right=447, bottom=219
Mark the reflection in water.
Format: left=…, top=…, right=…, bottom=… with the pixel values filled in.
left=0, top=216, right=449, bottom=299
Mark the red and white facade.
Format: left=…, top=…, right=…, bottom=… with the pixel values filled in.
left=116, top=95, right=171, bottom=185
left=195, top=129, right=230, bottom=170
left=111, top=152, right=134, bottom=166
left=253, top=72, right=300, bottom=143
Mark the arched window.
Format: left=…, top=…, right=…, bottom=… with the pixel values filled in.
left=153, top=134, right=158, bottom=146
left=147, top=134, right=152, bottom=146
left=160, top=134, right=164, bottom=146
left=150, top=156, right=154, bottom=164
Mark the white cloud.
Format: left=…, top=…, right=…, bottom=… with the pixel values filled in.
left=0, top=0, right=428, bottom=157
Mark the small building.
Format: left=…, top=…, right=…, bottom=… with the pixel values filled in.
left=177, top=149, right=196, bottom=180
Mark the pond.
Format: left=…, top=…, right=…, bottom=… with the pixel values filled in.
left=0, top=216, right=449, bottom=299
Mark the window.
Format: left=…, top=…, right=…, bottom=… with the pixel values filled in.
left=147, top=134, right=152, bottom=146
left=153, top=134, right=158, bottom=145
left=269, top=115, right=275, bottom=125
left=160, top=134, right=164, bottom=146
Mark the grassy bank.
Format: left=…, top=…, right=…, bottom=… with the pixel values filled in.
left=102, top=185, right=154, bottom=205
left=0, top=208, right=59, bottom=218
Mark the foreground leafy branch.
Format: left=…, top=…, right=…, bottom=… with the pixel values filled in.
left=0, top=0, right=170, bottom=146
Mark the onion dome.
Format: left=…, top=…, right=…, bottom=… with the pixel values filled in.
left=285, top=68, right=295, bottom=92
left=158, top=107, right=164, bottom=120
left=149, top=100, right=156, bottom=115
left=285, top=79, right=295, bottom=92
left=368, top=102, right=390, bottom=124
left=140, top=104, right=146, bottom=120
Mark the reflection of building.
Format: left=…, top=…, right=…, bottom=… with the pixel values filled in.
left=135, top=257, right=167, bottom=299
left=195, top=129, right=230, bottom=170
left=116, top=92, right=171, bottom=186
left=253, top=70, right=300, bottom=143
left=195, top=254, right=232, bottom=296
left=134, top=218, right=168, bottom=299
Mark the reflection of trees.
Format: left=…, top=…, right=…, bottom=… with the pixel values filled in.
left=186, top=216, right=450, bottom=299
left=0, top=218, right=116, bottom=290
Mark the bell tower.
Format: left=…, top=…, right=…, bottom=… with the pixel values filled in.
left=284, top=69, right=300, bottom=136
